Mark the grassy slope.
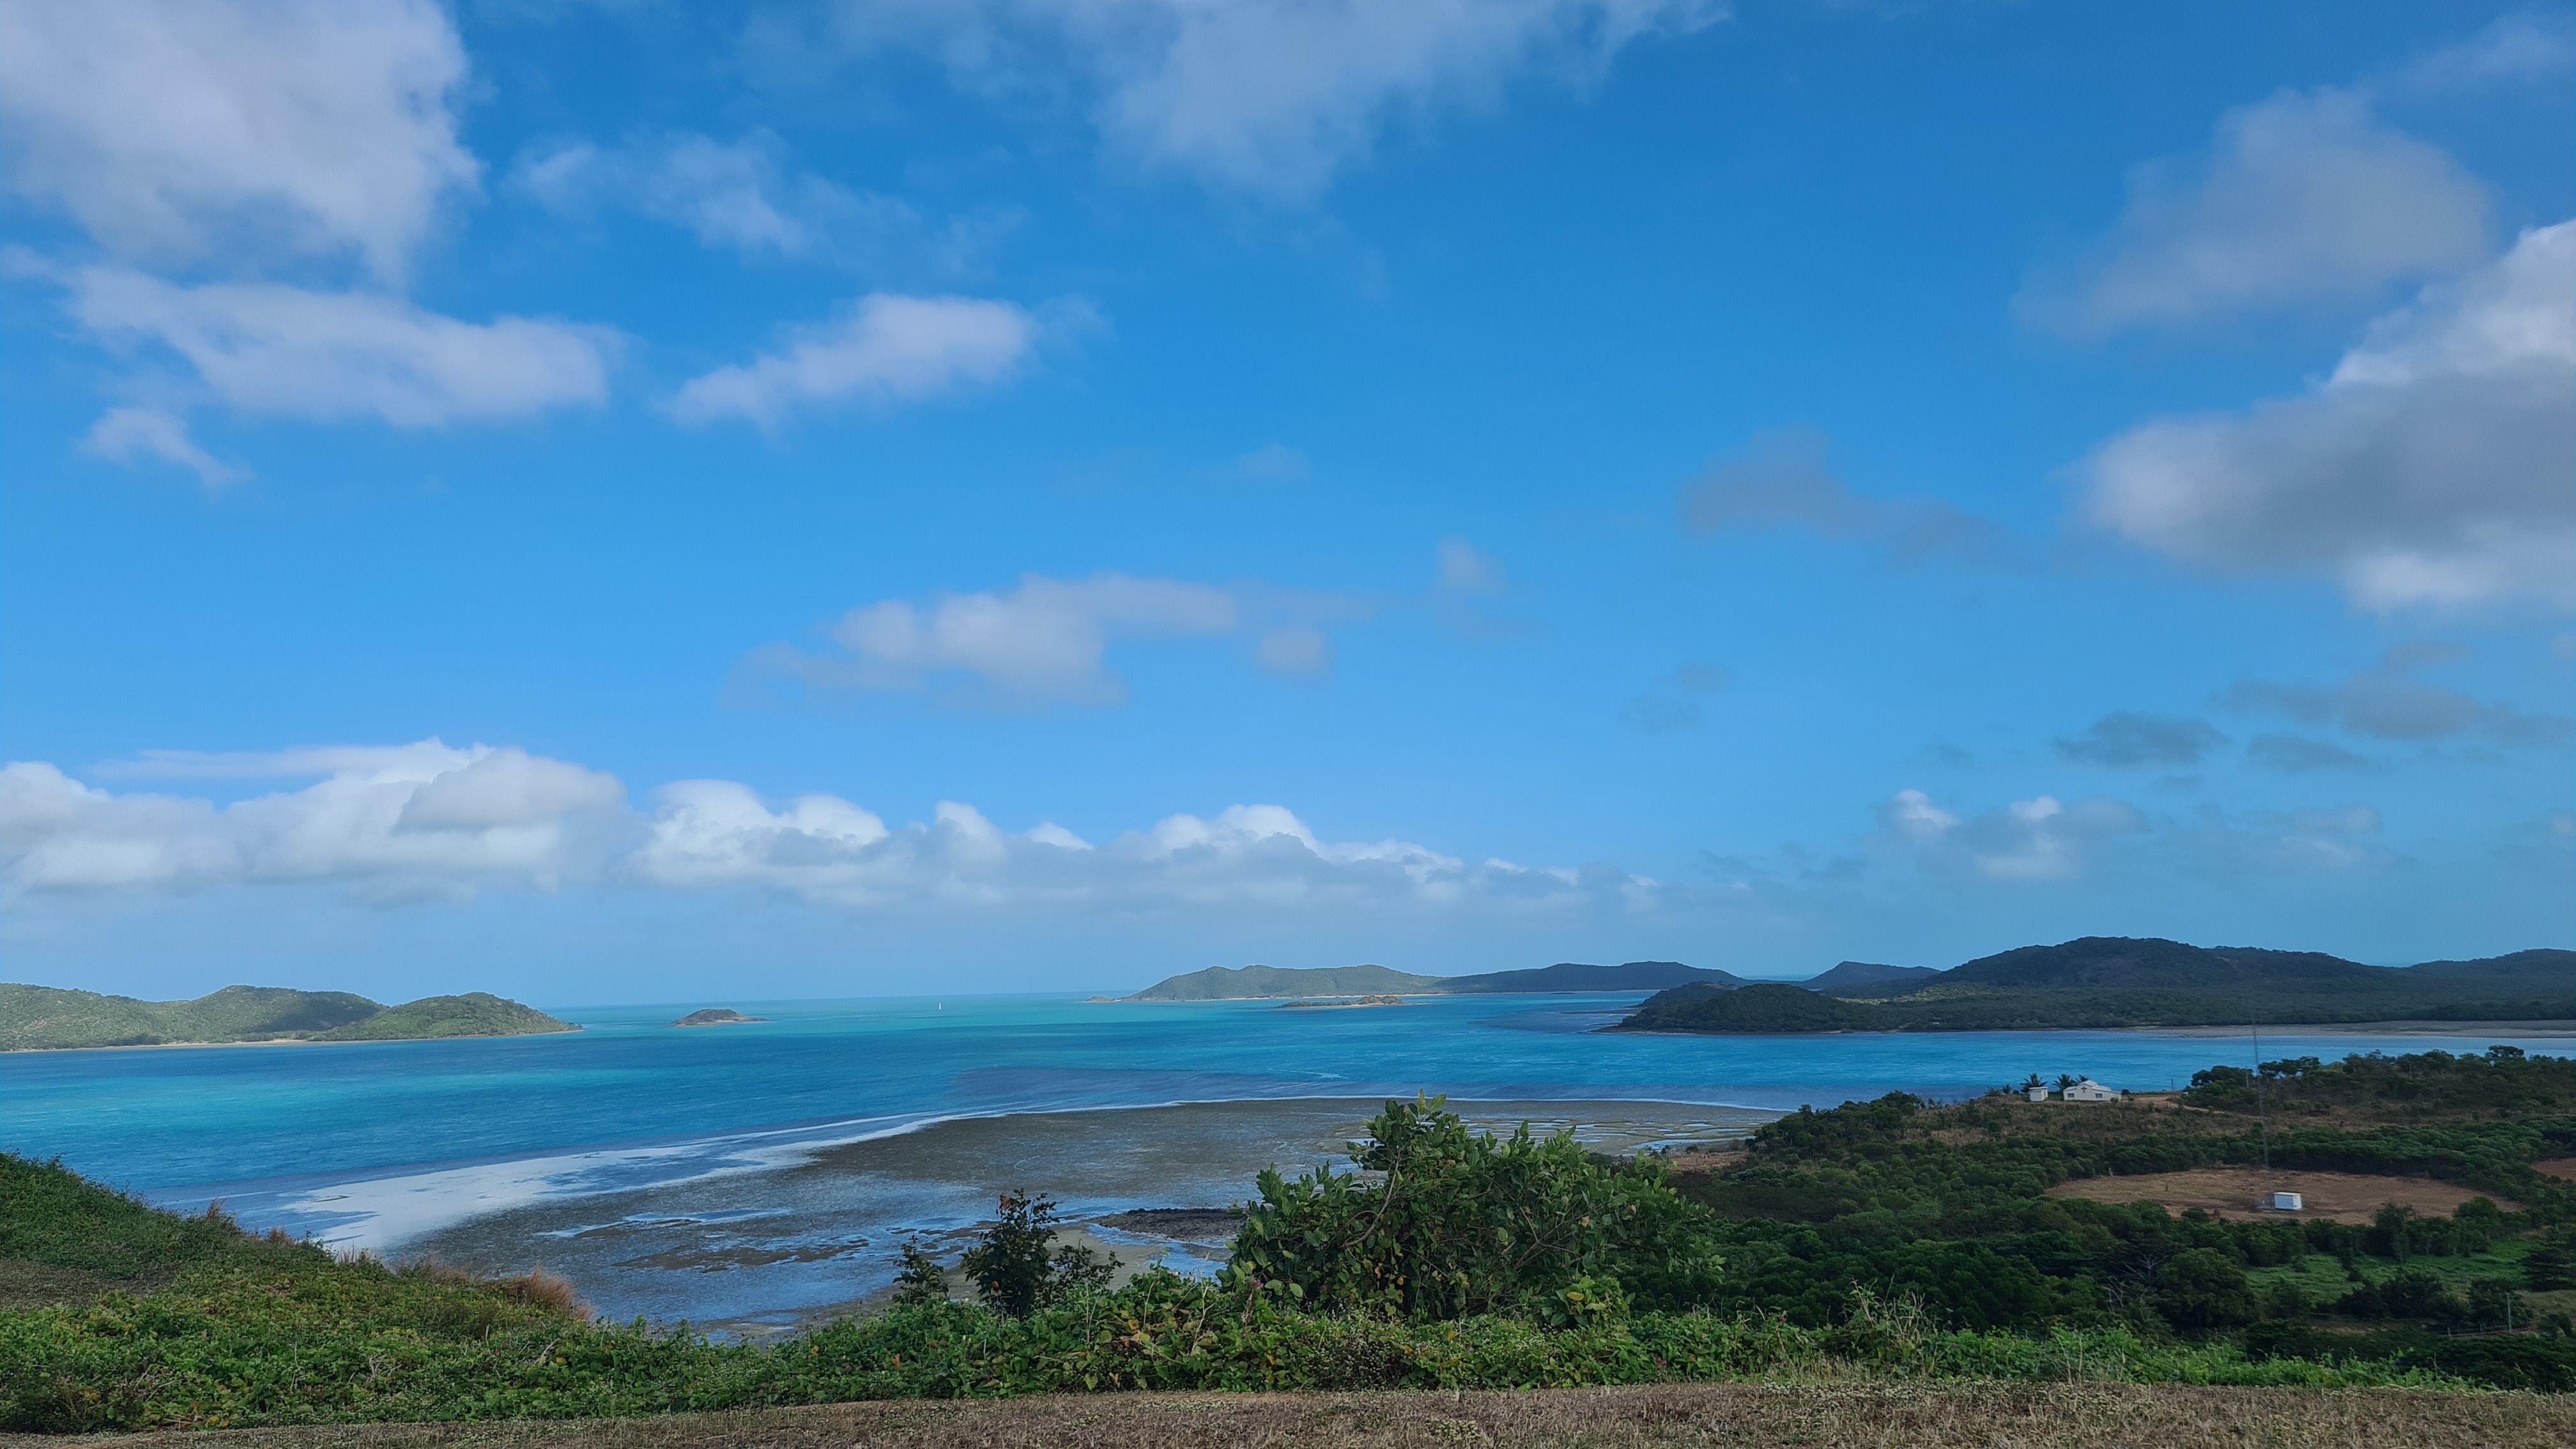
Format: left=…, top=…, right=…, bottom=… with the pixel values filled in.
left=14, top=1384, right=2574, bottom=1449
left=312, top=993, right=574, bottom=1041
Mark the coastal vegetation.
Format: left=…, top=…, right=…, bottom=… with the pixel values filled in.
left=0, top=984, right=575, bottom=1052
left=1617, top=937, right=2576, bottom=1034
left=7, top=1047, right=2576, bottom=1433
left=670, top=1009, right=765, bottom=1028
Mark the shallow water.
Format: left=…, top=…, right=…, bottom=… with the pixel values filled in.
left=6, top=991, right=2563, bottom=1330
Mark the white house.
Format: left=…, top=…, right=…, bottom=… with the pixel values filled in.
left=2264, top=1191, right=2305, bottom=1212
left=2026, top=1084, right=2049, bottom=1102
left=2062, top=1078, right=2119, bottom=1103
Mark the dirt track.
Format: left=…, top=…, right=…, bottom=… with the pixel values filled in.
left=2045, top=1167, right=2515, bottom=1222
left=16, top=1384, right=2576, bottom=1449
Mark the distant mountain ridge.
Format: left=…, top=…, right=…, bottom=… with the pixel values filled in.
left=1801, top=961, right=1943, bottom=995
left=1122, top=960, right=1745, bottom=1000
left=0, top=983, right=577, bottom=1052
left=1618, top=937, right=2576, bottom=1034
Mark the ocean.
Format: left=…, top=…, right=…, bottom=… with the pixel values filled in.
left=8, top=992, right=2563, bottom=1334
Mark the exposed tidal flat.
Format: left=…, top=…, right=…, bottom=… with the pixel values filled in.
left=7, top=990, right=2572, bottom=1337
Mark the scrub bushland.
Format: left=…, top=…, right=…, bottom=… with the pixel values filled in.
left=9, top=1052, right=2576, bottom=1433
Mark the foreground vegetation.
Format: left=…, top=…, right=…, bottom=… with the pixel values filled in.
left=7, top=1048, right=2576, bottom=1433
left=0, top=985, right=574, bottom=1051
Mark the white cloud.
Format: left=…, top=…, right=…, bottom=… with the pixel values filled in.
left=668, top=293, right=1040, bottom=425
left=0, top=0, right=477, bottom=282
left=2081, top=220, right=2576, bottom=610
left=65, top=266, right=617, bottom=427
left=1255, top=625, right=1334, bottom=677
left=2392, top=10, right=2576, bottom=93
left=2019, top=88, right=2492, bottom=335
left=802, top=0, right=1721, bottom=198
left=1, top=742, right=625, bottom=903
left=756, top=572, right=1256, bottom=706
left=1878, top=788, right=2143, bottom=882
left=80, top=406, right=246, bottom=489
left=510, top=130, right=949, bottom=267
left=629, top=784, right=1649, bottom=913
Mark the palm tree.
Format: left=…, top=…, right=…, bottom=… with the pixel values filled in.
left=2055, top=1073, right=2079, bottom=1092
left=2021, top=1073, right=2045, bottom=1092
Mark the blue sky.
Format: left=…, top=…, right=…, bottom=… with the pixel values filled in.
left=2, top=0, right=2570, bottom=1004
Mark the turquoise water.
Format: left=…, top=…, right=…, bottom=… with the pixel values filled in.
left=7, top=992, right=2564, bottom=1330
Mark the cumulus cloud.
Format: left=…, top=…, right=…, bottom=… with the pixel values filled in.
left=0, top=742, right=624, bottom=903
left=628, top=784, right=1651, bottom=913
left=2164, top=801, right=2398, bottom=877
left=2053, top=711, right=2227, bottom=769
left=0, top=0, right=477, bottom=282
left=668, top=293, right=1042, bottom=425
left=1877, top=788, right=2143, bottom=882
left=63, top=266, right=617, bottom=428
left=1680, top=428, right=2016, bottom=565
left=746, top=572, right=1365, bottom=707
left=2217, top=645, right=2574, bottom=748
left=510, top=130, right=1007, bottom=274
left=2019, top=88, right=2492, bottom=335
left=797, top=0, right=1723, bottom=199
left=2081, top=220, right=2576, bottom=610
left=2391, top=10, right=2576, bottom=93
left=80, top=406, right=245, bottom=489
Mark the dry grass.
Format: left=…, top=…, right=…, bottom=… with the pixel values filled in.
left=2534, top=1158, right=2576, bottom=1183
left=2044, top=1167, right=2516, bottom=1223
left=13, top=1384, right=2574, bottom=1449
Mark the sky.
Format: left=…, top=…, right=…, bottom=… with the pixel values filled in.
left=1, top=0, right=2570, bottom=1006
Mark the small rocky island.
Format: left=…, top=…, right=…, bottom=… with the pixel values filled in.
left=670, top=1008, right=765, bottom=1028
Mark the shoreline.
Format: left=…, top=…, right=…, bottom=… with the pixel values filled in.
left=1605, top=1019, right=2576, bottom=1040
left=1, top=1024, right=585, bottom=1056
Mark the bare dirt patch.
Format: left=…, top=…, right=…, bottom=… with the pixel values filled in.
left=2046, top=1167, right=2517, bottom=1222
left=14, top=1384, right=2573, bottom=1449
left=2533, top=1158, right=2576, bottom=1183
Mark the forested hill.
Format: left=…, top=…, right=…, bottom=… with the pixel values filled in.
left=0, top=983, right=577, bottom=1051
left=1123, top=963, right=1443, bottom=1000
left=1123, top=960, right=1742, bottom=1000
left=1802, top=960, right=1943, bottom=995
left=1618, top=937, right=2576, bottom=1034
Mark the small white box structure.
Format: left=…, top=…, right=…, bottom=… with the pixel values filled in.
left=2027, top=1085, right=2050, bottom=1102
left=2062, top=1078, right=2119, bottom=1103
left=2265, top=1191, right=2304, bottom=1213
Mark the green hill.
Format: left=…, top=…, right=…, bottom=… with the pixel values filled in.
left=1618, top=981, right=1876, bottom=1032
left=1615, top=937, right=2576, bottom=1034
left=311, top=993, right=574, bottom=1041
left=1124, top=963, right=1442, bottom=1000
left=1439, top=961, right=1747, bottom=993
left=1801, top=960, right=1944, bottom=996
left=1, top=984, right=572, bottom=1051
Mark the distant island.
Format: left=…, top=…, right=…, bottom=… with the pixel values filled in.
left=670, top=1008, right=765, bottom=1027
left=1122, top=960, right=1744, bottom=1001
left=0, top=983, right=578, bottom=1052
left=1612, top=937, right=2576, bottom=1034
left=1119, top=939, right=2575, bottom=1032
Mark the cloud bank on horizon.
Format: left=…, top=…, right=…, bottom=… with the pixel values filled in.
left=0, top=1, right=2568, bottom=997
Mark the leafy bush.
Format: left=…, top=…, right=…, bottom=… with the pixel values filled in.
left=1224, top=1096, right=1722, bottom=1321
left=956, top=1191, right=1112, bottom=1318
